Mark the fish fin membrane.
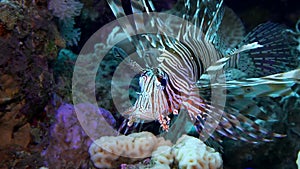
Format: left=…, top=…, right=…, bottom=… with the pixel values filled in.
left=198, top=68, right=300, bottom=98
left=215, top=6, right=246, bottom=55
left=237, top=22, right=299, bottom=77
left=106, top=0, right=157, bottom=58
left=224, top=69, right=300, bottom=121
left=218, top=107, right=286, bottom=143
left=196, top=69, right=300, bottom=142
left=193, top=101, right=285, bottom=143
left=166, top=0, right=225, bottom=41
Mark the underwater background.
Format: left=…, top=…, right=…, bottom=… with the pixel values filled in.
left=0, top=0, right=299, bottom=169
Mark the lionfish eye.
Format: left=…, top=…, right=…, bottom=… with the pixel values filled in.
left=141, top=70, right=148, bottom=77
left=158, top=77, right=167, bottom=87
left=156, top=72, right=167, bottom=87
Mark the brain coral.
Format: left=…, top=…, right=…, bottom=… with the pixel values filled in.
left=89, top=132, right=222, bottom=169
left=173, top=135, right=223, bottom=169
left=89, top=131, right=172, bottom=168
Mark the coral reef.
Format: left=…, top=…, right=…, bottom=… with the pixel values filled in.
left=0, top=145, right=45, bottom=169
left=0, top=74, right=31, bottom=148
left=53, top=49, right=77, bottom=101
left=173, top=135, right=223, bottom=169
left=0, top=0, right=60, bottom=125
left=0, top=0, right=298, bottom=169
left=48, top=0, right=83, bottom=20
left=71, top=27, right=132, bottom=113
left=0, top=3, right=60, bottom=168
left=59, top=18, right=82, bottom=47
left=48, top=0, right=83, bottom=46
left=89, top=131, right=171, bottom=168
left=0, top=98, right=30, bottom=148
left=0, top=0, right=58, bottom=161
left=41, top=103, right=92, bottom=168
left=42, top=103, right=116, bottom=169
left=89, top=133, right=222, bottom=169
left=151, top=145, right=174, bottom=168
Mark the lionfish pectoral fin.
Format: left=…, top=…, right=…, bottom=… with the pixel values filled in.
left=236, top=22, right=299, bottom=77
left=207, top=69, right=299, bottom=121
left=206, top=106, right=286, bottom=143
left=196, top=69, right=300, bottom=142
left=228, top=108, right=286, bottom=141
left=205, top=55, right=233, bottom=76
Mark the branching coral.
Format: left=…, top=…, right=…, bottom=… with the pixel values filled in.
left=58, top=18, right=82, bottom=47
left=48, top=0, right=83, bottom=46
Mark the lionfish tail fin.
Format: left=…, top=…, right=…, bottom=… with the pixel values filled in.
left=235, top=22, right=299, bottom=77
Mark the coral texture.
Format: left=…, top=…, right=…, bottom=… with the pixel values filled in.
left=48, top=0, right=83, bottom=46
left=0, top=99, right=30, bottom=148
left=0, top=0, right=62, bottom=151
left=48, top=0, right=83, bottom=20
left=89, top=131, right=172, bottom=168
left=89, top=133, right=222, bottom=169
left=0, top=0, right=60, bottom=125
left=173, top=135, right=223, bottom=169
left=151, top=145, right=174, bottom=169
left=42, top=103, right=116, bottom=169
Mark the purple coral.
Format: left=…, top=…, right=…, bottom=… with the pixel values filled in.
left=48, top=0, right=83, bottom=20
left=42, top=103, right=116, bottom=168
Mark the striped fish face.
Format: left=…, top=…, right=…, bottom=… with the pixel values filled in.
left=118, top=35, right=222, bottom=133
left=125, top=67, right=174, bottom=131
left=125, top=68, right=168, bottom=120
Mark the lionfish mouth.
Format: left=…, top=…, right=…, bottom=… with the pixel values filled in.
left=98, top=0, right=299, bottom=143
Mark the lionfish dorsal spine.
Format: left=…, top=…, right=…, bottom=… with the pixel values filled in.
left=106, top=0, right=150, bottom=58
left=204, top=0, right=224, bottom=42
left=174, top=0, right=225, bottom=43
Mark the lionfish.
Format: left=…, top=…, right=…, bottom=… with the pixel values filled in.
left=105, top=0, right=300, bottom=143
